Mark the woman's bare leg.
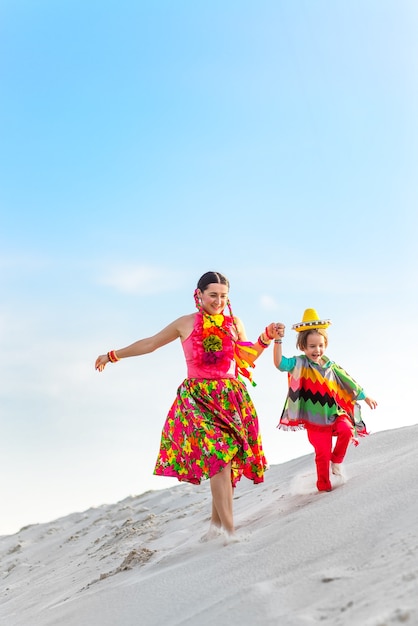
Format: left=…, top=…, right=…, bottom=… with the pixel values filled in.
left=210, top=500, right=222, bottom=527
left=210, top=462, right=234, bottom=534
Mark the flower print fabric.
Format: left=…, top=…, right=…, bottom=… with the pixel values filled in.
left=153, top=312, right=267, bottom=486
left=154, top=378, right=266, bottom=486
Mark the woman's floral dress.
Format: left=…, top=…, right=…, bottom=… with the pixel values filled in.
left=154, top=312, right=267, bottom=486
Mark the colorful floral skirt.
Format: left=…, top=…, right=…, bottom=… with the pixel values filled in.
left=154, top=378, right=267, bottom=487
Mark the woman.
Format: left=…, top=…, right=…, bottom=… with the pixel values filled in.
left=95, top=271, right=283, bottom=540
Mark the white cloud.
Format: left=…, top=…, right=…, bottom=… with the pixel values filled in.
left=259, top=294, right=279, bottom=311
left=98, top=264, right=181, bottom=294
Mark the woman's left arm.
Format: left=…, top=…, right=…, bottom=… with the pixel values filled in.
left=234, top=318, right=285, bottom=361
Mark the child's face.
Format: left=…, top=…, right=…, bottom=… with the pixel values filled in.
left=302, top=332, right=326, bottom=364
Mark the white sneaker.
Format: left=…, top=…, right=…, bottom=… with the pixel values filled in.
left=331, top=463, right=342, bottom=476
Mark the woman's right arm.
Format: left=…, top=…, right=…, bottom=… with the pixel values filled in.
left=95, top=314, right=193, bottom=371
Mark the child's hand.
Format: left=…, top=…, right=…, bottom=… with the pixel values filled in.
left=365, top=396, right=378, bottom=410
left=275, top=323, right=285, bottom=338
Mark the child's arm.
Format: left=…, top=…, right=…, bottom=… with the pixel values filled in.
left=272, top=322, right=286, bottom=367
left=355, top=388, right=378, bottom=410
left=273, top=336, right=283, bottom=368
left=334, top=363, right=378, bottom=410
left=364, top=396, right=378, bottom=410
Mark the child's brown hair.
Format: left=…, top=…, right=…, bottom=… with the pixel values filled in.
left=296, top=328, right=328, bottom=350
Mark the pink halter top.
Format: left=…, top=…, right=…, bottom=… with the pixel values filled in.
left=181, top=330, right=237, bottom=379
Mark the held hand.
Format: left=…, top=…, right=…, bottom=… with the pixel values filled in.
left=95, top=354, right=109, bottom=372
left=274, top=322, right=286, bottom=339
left=264, top=323, right=278, bottom=340
left=365, top=397, right=378, bottom=410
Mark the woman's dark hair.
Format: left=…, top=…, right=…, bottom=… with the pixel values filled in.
left=197, top=271, right=229, bottom=292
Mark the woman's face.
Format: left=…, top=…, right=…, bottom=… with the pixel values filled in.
left=199, top=283, right=229, bottom=316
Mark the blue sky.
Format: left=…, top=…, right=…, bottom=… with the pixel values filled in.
left=1, top=0, right=417, bottom=535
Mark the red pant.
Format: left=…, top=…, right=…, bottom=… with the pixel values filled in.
left=306, top=416, right=354, bottom=491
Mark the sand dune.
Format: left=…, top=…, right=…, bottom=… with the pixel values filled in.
left=1, top=424, right=417, bottom=626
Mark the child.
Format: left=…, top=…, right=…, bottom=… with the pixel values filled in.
left=274, top=308, right=378, bottom=492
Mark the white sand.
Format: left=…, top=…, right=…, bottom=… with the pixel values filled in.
left=1, top=424, right=417, bottom=626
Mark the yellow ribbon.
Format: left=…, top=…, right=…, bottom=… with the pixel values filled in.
left=234, top=342, right=258, bottom=385
left=234, top=342, right=258, bottom=368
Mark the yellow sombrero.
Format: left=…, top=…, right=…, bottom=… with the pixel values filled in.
left=292, top=308, right=332, bottom=332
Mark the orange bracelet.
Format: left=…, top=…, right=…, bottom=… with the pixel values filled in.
left=258, top=335, right=270, bottom=348
left=107, top=350, right=120, bottom=363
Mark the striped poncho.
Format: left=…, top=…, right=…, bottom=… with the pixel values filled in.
left=277, top=355, right=368, bottom=438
